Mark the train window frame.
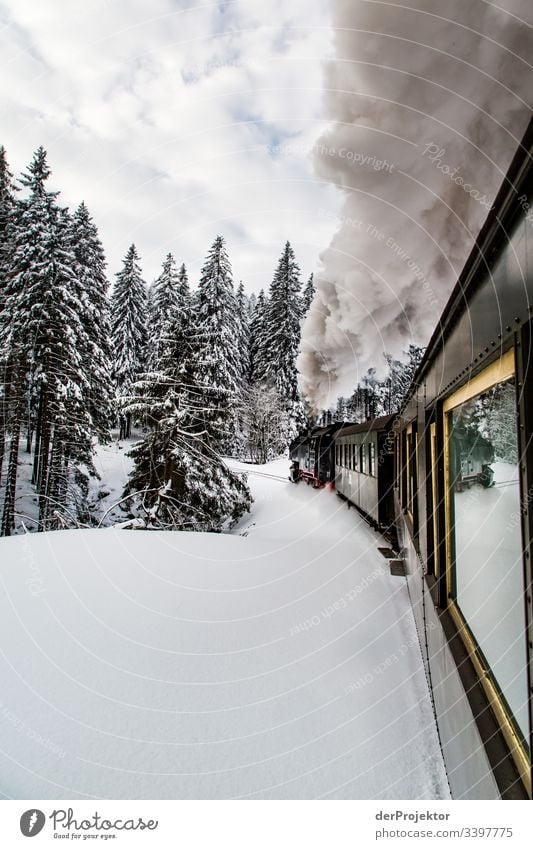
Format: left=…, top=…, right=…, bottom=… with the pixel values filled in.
left=360, top=442, right=367, bottom=474
left=405, top=423, right=416, bottom=521
left=369, top=441, right=376, bottom=477
left=400, top=430, right=408, bottom=506
left=442, top=348, right=530, bottom=792
left=429, top=421, right=440, bottom=578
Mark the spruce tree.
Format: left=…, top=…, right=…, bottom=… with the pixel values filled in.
left=155, top=261, right=191, bottom=376
left=110, top=244, right=147, bottom=436
left=70, top=201, right=114, bottom=442
left=147, top=253, right=180, bottom=370
left=0, top=146, right=17, bottom=485
left=248, top=288, right=269, bottom=383
left=235, top=280, right=250, bottom=384
left=124, top=307, right=252, bottom=530
left=192, top=236, right=241, bottom=452
left=302, top=272, right=315, bottom=315
left=262, top=241, right=305, bottom=438
left=1, top=148, right=95, bottom=533
left=247, top=292, right=257, bottom=320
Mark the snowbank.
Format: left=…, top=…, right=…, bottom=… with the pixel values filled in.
left=0, top=458, right=449, bottom=799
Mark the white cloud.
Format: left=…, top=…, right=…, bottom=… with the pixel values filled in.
left=0, top=0, right=340, bottom=287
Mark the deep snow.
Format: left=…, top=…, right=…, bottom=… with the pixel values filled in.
left=0, top=457, right=449, bottom=799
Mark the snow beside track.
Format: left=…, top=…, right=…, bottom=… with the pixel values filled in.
left=0, top=457, right=449, bottom=799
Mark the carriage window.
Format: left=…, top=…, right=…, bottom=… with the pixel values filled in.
left=400, top=431, right=407, bottom=505
left=352, top=444, right=358, bottom=469
left=429, top=422, right=440, bottom=577
left=369, top=442, right=376, bottom=476
left=446, top=372, right=528, bottom=745
left=360, top=443, right=367, bottom=474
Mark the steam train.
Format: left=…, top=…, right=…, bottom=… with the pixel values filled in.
left=290, top=118, right=533, bottom=800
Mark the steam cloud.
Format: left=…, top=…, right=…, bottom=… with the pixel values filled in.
left=298, top=0, right=532, bottom=409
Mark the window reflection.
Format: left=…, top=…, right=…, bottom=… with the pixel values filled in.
left=448, top=376, right=529, bottom=744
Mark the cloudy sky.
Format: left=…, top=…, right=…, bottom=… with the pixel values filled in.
left=2, top=0, right=532, bottom=405
left=0, top=0, right=339, bottom=288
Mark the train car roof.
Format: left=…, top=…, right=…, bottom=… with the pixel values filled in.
left=309, top=422, right=352, bottom=437
left=334, top=414, right=397, bottom=437
left=290, top=421, right=357, bottom=447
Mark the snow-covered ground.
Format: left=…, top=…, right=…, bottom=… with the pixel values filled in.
left=0, top=456, right=449, bottom=799
left=0, top=432, right=137, bottom=533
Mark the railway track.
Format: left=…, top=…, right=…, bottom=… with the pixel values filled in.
left=228, top=467, right=289, bottom=484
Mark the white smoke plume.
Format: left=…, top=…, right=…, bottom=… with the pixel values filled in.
left=298, top=0, right=532, bottom=409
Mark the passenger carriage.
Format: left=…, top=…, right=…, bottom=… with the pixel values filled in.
left=290, top=117, right=533, bottom=799
left=395, top=118, right=533, bottom=799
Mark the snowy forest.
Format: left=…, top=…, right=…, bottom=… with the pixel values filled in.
left=0, top=146, right=422, bottom=537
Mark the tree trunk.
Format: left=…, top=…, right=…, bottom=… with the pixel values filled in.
left=1, top=387, right=22, bottom=537
left=0, top=360, right=12, bottom=487
left=32, top=384, right=45, bottom=485
left=44, top=427, right=63, bottom=529
left=38, top=397, right=52, bottom=530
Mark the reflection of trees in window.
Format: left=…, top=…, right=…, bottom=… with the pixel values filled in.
left=452, top=378, right=517, bottom=474
left=485, top=381, right=517, bottom=464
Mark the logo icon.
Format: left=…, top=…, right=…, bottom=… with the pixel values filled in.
left=20, top=809, right=46, bottom=837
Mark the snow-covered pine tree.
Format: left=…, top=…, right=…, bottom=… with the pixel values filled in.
left=335, top=396, right=348, bottom=422
left=235, top=280, right=250, bottom=384
left=70, top=201, right=114, bottom=442
left=230, top=280, right=251, bottom=457
left=123, top=306, right=252, bottom=531
left=192, top=236, right=242, bottom=453
left=145, top=280, right=156, bottom=349
left=383, top=344, right=425, bottom=412
left=110, top=244, right=147, bottom=437
left=157, top=261, right=191, bottom=375
left=0, top=146, right=18, bottom=486
left=248, top=288, right=269, bottom=383
left=0, top=145, right=16, bottom=310
left=1, top=148, right=95, bottom=533
left=147, top=253, right=180, bottom=370
left=262, top=241, right=306, bottom=439
left=247, top=291, right=257, bottom=321
left=302, top=272, right=315, bottom=316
